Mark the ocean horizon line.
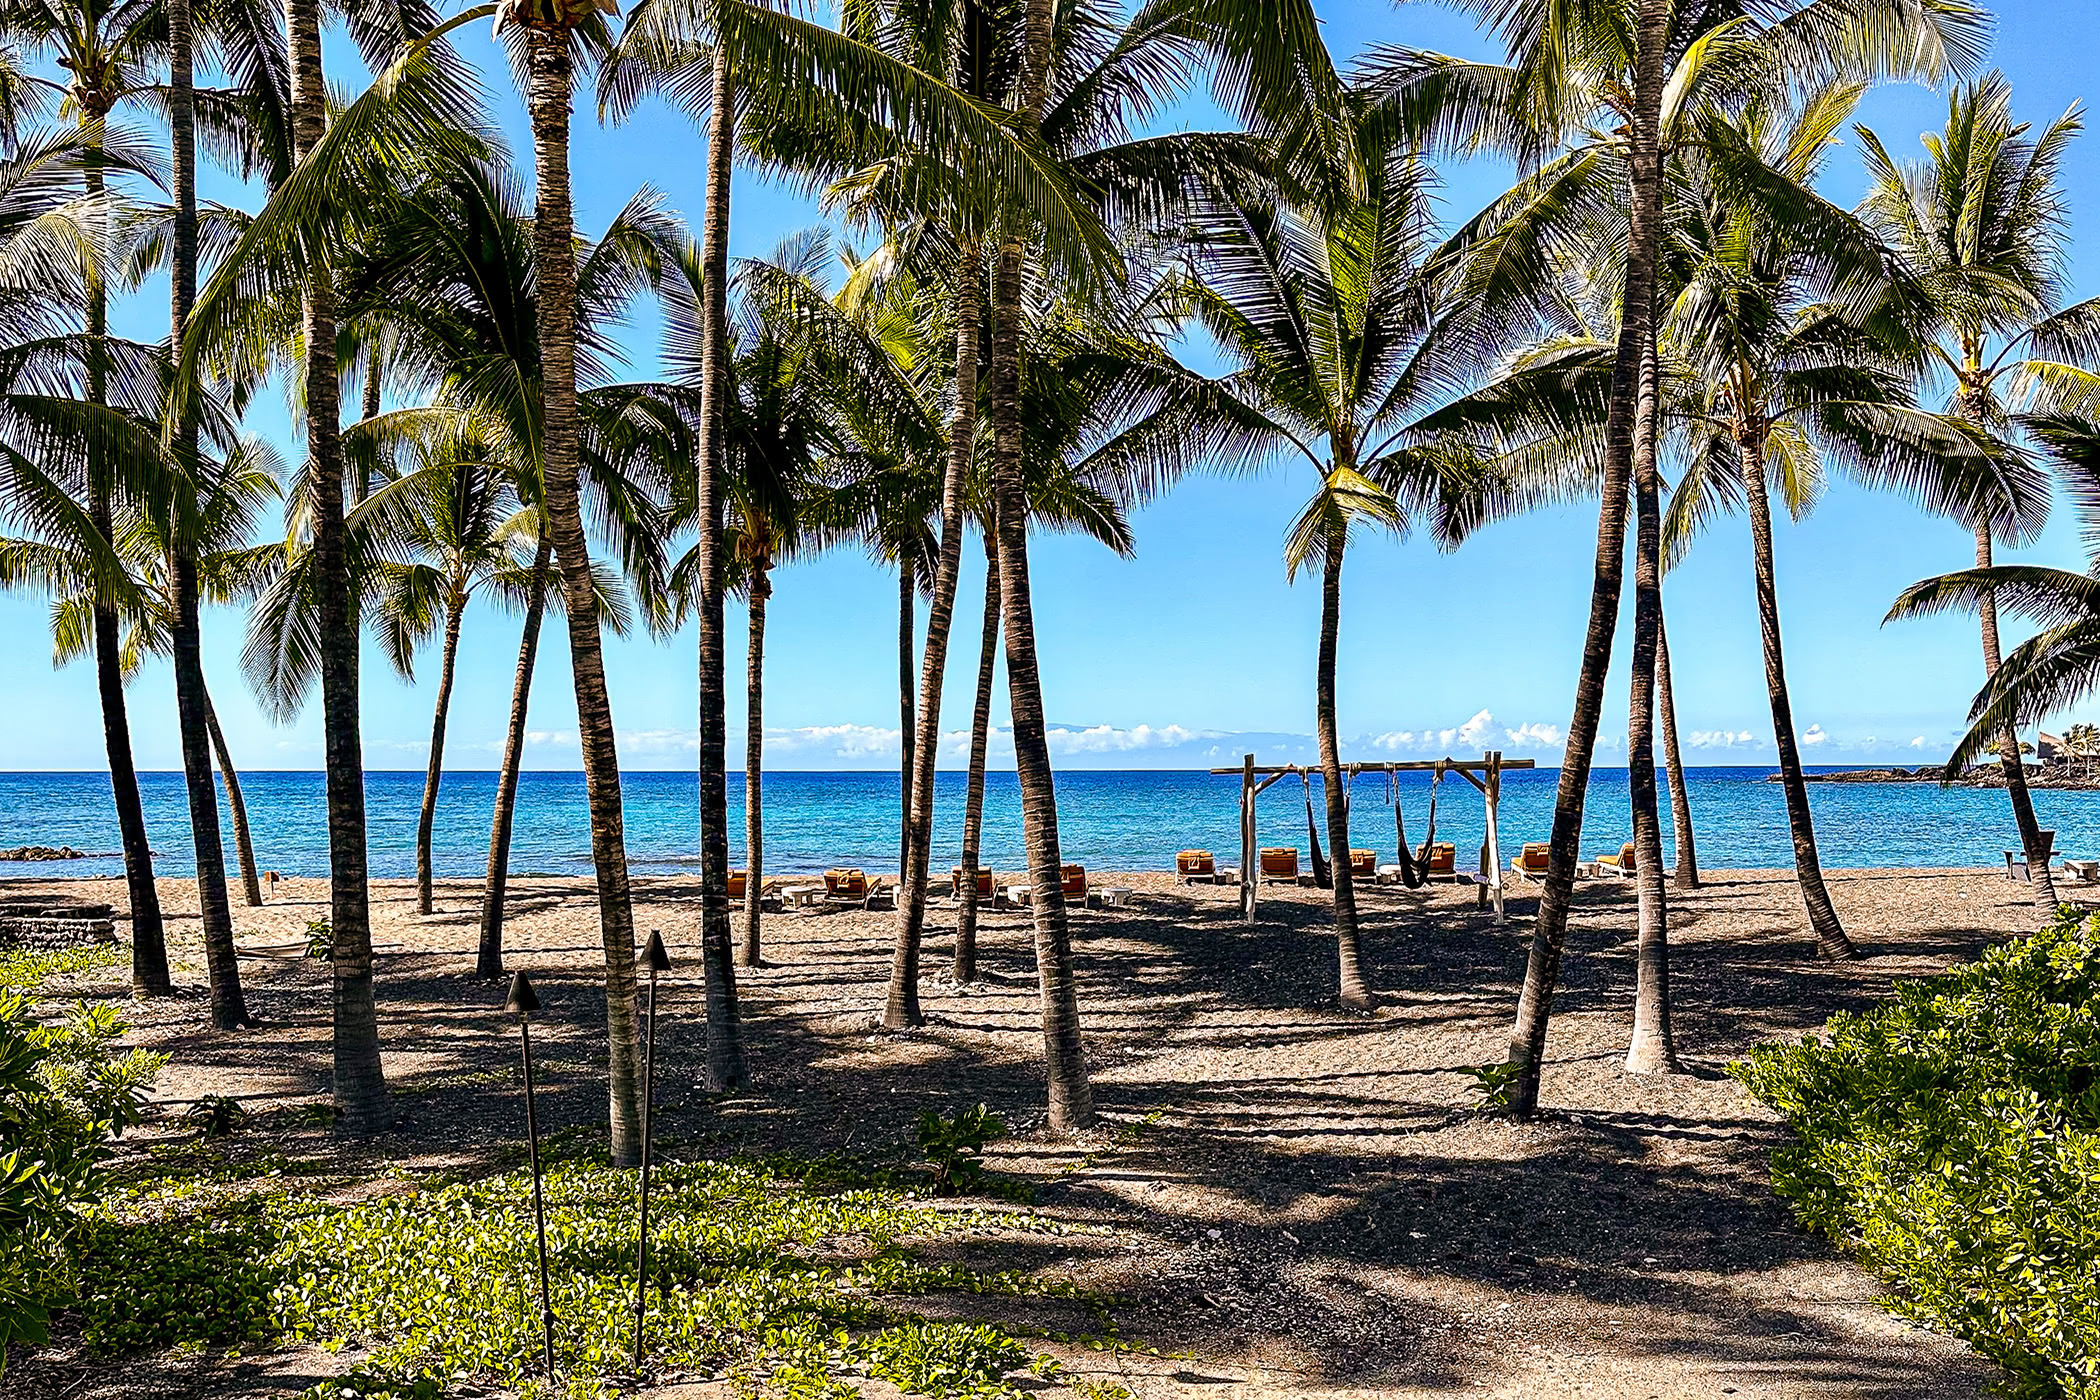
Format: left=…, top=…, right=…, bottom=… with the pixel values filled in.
left=0, top=762, right=1922, bottom=777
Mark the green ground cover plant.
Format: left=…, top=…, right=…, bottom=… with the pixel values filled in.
left=1733, top=908, right=2100, bottom=1398
left=67, top=1153, right=1117, bottom=1398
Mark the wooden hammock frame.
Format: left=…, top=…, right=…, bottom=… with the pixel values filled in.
left=1210, top=752, right=1537, bottom=927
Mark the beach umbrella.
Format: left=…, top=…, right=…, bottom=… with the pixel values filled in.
left=632, top=930, right=671, bottom=1368
left=505, top=971, right=556, bottom=1380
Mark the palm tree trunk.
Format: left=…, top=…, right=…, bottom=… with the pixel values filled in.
left=414, top=589, right=466, bottom=916
left=898, top=560, right=915, bottom=882
left=80, top=126, right=169, bottom=997
left=352, top=358, right=381, bottom=504
left=885, top=569, right=922, bottom=1022
left=477, top=533, right=552, bottom=978
left=289, top=0, right=386, bottom=1130
left=524, top=26, right=644, bottom=1158
left=986, top=0, right=1093, bottom=1133
left=1656, top=612, right=1699, bottom=890
left=990, top=236, right=1092, bottom=1133
left=693, top=34, right=746, bottom=1091
left=1657, top=622, right=1699, bottom=886
left=168, top=0, right=246, bottom=1027
left=1741, top=437, right=1854, bottom=959
left=203, top=690, right=262, bottom=907
left=888, top=254, right=981, bottom=1029
left=742, top=555, right=768, bottom=967
left=1976, top=524, right=2058, bottom=906
left=1315, top=525, right=1372, bottom=1009
left=955, top=538, right=999, bottom=984
left=1624, top=326, right=1676, bottom=1075
left=1505, top=0, right=1670, bottom=1120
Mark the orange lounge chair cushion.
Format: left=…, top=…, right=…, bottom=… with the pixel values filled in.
left=727, top=870, right=747, bottom=898
left=951, top=866, right=995, bottom=895
left=1598, top=842, right=1635, bottom=869
left=1177, top=850, right=1215, bottom=875
left=1061, top=864, right=1087, bottom=897
left=1514, top=843, right=1550, bottom=872
left=1260, top=847, right=1300, bottom=876
left=1426, top=843, right=1456, bottom=873
left=825, top=868, right=868, bottom=896
left=1348, top=849, right=1377, bottom=874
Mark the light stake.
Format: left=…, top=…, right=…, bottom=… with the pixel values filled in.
left=505, top=970, right=556, bottom=1382
left=632, top=929, right=671, bottom=1370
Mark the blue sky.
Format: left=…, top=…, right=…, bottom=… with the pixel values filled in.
left=6, top=0, right=2098, bottom=773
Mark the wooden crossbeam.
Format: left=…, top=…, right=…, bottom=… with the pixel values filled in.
left=1207, top=759, right=1537, bottom=776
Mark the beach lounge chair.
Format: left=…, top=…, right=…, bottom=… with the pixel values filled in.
left=727, top=869, right=747, bottom=899
left=1509, top=842, right=1551, bottom=884
left=1348, top=848, right=1378, bottom=879
left=1176, top=850, right=1217, bottom=884
left=1005, top=867, right=1091, bottom=908
left=1424, top=842, right=1458, bottom=881
left=821, top=868, right=890, bottom=910
left=950, top=865, right=996, bottom=898
left=1593, top=842, right=1636, bottom=877
left=2007, top=830, right=2058, bottom=882
left=1259, top=847, right=1302, bottom=884
left=1062, top=864, right=1088, bottom=903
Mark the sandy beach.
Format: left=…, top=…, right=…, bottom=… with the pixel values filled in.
left=1, top=863, right=2055, bottom=1399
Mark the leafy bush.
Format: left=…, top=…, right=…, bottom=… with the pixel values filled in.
left=182, top=1095, right=250, bottom=1140
left=304, top=918, right=332, bottom=961
left=0, top=992, right=165, bottom=1362
left=917, top=1105, right=1005, bottom=1195
left=1732, top=908, right=2100, bottom=1398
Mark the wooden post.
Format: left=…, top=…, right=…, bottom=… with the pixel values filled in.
left=1241, top=753, right=1256, bottom=925
left=1484, top=750, right=1506, bottom=925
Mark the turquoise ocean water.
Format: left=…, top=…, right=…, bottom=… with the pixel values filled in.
left=0, top=767, right=2094, bottom=880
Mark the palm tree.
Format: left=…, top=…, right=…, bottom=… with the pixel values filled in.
left=1179, top=113, right=1507, bottom=1013
left=1858, top=73, right=2100, bottom=908
left=1373, top=0, right=1989, bottom=1117
left=3, top=0, right=178, bottom=998
left=1658, top=90, right=2046, bottom=961
left=497, top=0, right=653, bottom=1156
left=364, top=434, right=538, bottom=917
left=318, top=156, right=669, bottom=976
left=680, top=236, right=833, bottom=969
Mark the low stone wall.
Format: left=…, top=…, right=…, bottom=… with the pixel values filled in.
left=0, top=902, right=117, bottom=948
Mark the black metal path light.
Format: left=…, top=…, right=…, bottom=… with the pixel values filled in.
left=505, top=970, right=556, bottom=1381
left=632, top=929, right=670, bottom=1369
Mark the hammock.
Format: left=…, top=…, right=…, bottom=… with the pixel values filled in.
left=1300, top=769, right=1332, bottom=889
left=1391, top=762, right=1446, bottom=889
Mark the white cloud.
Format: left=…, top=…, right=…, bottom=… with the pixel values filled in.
left=1802, top=724, right=1829, bottom=747
left=1689, top=729, right=1759, bottom=749
left=1910, top=736, right=1927, bottom=749
left=1044, top=722, right=1206, bottom=754
left=1503, top=721, right=1564, bottom=750
left=525, top=728, right=576, bottom=748
left=766, top=724, right=903, bottom=759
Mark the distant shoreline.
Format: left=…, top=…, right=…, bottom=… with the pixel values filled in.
left=1796, top=766, right=2100, bottom=791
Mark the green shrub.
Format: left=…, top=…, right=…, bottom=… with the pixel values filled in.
left=0, top=992, right=165, bottom=1362
left=916, top=1105, right=1005, bottom=1195
left=1732, top=908, right=2100, bottom=1399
